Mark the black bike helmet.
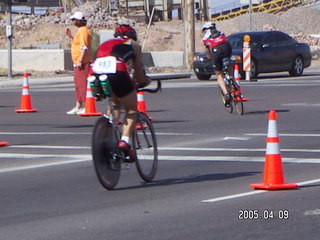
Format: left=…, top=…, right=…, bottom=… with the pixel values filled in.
left=114, top=24, right=137, bottom=41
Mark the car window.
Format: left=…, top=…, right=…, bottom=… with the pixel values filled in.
left=228, top=34, right=261, bottom=49
left=274, top=32, right=295, bottom=46
left=228, top=36, right=243, bottom=49
left=262, top=33, right=274, bottom=47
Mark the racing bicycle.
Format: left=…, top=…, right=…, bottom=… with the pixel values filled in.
left=91, top=78, right=161, bottom=190
left=219, top=57, right=244, bottom=115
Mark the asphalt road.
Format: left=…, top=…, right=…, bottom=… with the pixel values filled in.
left=1, top=70, right=320, bottom=240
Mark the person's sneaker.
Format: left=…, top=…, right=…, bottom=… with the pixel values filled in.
left=117, top=141, right=136, bottom=163
left=66, top=107, right=81, bottom=115
left=224, top=94, right=231, bottom=107
left=77, top=108, right=85, bottom=115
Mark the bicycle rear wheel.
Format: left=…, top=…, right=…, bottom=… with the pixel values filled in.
left=133, top=113, right=158, bottom=182
left=219, top=86, right=233, bottom=113
left=92, top=116, right=121, bottom=190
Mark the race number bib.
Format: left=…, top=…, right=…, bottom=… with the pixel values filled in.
left=92, top=56, right=117, bottom=74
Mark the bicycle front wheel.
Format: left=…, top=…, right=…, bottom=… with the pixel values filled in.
left=133, top=113, right=158, bottom=182
left=233, top=97, right=244, bottom=115
left=92, top=116, right=121, bottom=190
left=219, top=86, right=233, bottom=113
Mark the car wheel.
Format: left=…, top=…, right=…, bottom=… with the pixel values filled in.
left=250, top=59, right=258, bottom=79
left=289, top=57, right=304, bottom=76
left=195, top=73, right=211, bottom=80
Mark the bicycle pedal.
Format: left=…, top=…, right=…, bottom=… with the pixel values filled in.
left=122, top=163, right=131, bottom=170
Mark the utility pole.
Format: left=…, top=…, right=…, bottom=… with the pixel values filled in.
left=6, top=0, right=13, bottom=78
left=249, top=0, right=252, bottom=30
left=184, top=0, right=195, bottom=70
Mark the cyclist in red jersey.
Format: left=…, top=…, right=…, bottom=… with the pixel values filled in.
left=202, top=22, right=232, bottom=106
left=90, top=24, right=151, bottom=161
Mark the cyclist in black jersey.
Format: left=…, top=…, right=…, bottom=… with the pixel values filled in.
left=202, top=22, right=232, bottom=106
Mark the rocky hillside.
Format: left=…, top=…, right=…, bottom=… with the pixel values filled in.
left=0, top=1, right=319, bottom=53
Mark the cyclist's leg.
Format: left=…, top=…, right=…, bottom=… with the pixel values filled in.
left=215, top=70, right=228, bottom=95
left=108, top=72, right=137, bottom=142
left=110, top=93, right=121, bottom=120
left=212, top=47, right=228, bottom=95
left=116, top=91, right=137, bottom=162
left=118, top=90, right=137, bottom=142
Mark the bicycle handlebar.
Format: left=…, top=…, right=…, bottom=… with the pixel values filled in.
left=137, top=79, right=162, bottom=93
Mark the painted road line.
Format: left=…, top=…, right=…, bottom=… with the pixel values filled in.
left=0, top=132, right=91, bottom=135
left=0, top=132, right=193, bottom=136
left=160, top=147, right=320, bottom=153
left=8, top=145, right=90, bottom=149
left=0, top=153, right=88, bottom=159
left=6, top=145, right=320, bottom=153
left=1, top=154, right=320, bottom=174
left=223, top=137, right=250, bottom=141
left=202, top=191, right=266, bottom=203
left=158, top=156, right=320, bottom=164
left=202, top=178, right=320, bottom=203
left=246, top=133, right=320, bottom=137
left=0, top=158, right=89, bottom=174
left=282, top=103, right=320, bottom=107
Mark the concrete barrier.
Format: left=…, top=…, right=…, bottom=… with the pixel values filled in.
left=0, top=49, right=73, bottom=72
left=0, top=49, right=184, bottom=72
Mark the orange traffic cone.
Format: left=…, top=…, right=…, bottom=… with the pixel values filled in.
left=15, top=73, right=37, bottom=113
left=250, top=110, right=298, bottom=190
left=0, top=141, right=9, bottom=147
left=137, top=91, right=147, bottom=114
left=234, top=64, right=248, bottom=102
left=137, top=91, right=153, bottom=120
left=79, top=81, right=102, bottom=117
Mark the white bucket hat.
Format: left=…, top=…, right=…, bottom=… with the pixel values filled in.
left=70, top=11, right=85, bottom=20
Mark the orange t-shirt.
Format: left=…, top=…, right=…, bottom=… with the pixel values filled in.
left=71, top=26, right=92, bottom=65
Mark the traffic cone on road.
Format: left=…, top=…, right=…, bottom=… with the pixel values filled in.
left=137, top=91, right=153, bottom=120
left=137, top=91, right=147, bottom=114
left=250, top=110, right=298, bottom=190
left=234, top=64, right=248, bottom=102
left=0, top=141, right=9, bottom=147
left=15, top=73, right=38, bottom=113
left=79, top=81, right=102, bottom=117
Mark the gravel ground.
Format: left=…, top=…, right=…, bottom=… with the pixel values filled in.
left=0, top=2, right=319, bottom=76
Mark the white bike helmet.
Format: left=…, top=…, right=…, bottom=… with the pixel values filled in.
left=202, top=22, right=216, bottom=31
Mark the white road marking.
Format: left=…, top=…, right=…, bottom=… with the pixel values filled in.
left=282, top=103, right=320, bottom=107
left=202, top=178, right=320, bottom=203
left=8, top=145, right=319, bottom=153
left=0, top=132, right=193, bottom=136
left=304, top=209, right=320, bottom=216
left=1, top=153, right=320, bottom=174
left=246, top=133, right=320, bottom=137
left=223, top=137, right=250, bottom=141
left=0, top=132, right=91, bottom=135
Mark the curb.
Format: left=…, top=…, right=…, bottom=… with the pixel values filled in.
left=0, top=73, right=192, bottom=89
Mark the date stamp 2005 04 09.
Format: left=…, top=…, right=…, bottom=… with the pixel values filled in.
left=238, top=209, right=290, bottom=220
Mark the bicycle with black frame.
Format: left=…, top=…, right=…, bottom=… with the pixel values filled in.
left=90, top=74, right=161, bottom=190
left=218, top=57, right=244, bottom=115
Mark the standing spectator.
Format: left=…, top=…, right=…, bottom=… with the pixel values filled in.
left=66, top=11, right=92, bottom=115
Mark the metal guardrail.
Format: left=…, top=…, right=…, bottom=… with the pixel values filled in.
left=212, top=0, right=320, bottom=21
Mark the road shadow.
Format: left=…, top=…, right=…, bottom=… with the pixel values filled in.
left=152, top=119, right=190, bottom=124
left=117, top=171, right=260, bottom=191
left=244, top=109, right=290, bottom=115
left=55, top=124, right=93, bottom=129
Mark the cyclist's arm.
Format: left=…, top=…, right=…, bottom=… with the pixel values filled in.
left=132, top=41, right=151, bottom=88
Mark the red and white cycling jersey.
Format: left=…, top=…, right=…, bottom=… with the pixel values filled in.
left=202, top=30, right=228, bottom=49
